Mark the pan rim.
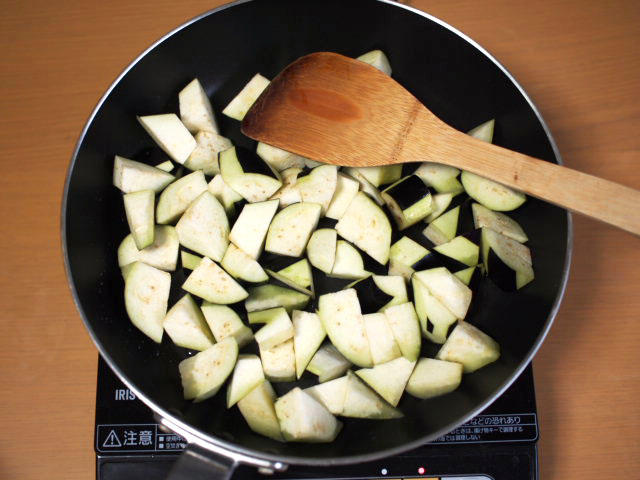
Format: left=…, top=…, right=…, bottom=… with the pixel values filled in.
left=61, top=0, right=573, bottom=468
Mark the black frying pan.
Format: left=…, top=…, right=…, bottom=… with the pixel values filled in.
left=62, top=0, right=571, bottom=477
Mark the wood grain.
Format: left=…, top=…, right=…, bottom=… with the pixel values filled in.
left=243, top=51, right=640, bottom=235
left=0, top=1, right=638, bottom=479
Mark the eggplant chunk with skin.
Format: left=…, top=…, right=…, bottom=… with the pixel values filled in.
left=219, top=146, right=282, bottom=203
left=472, top=203, right=528, bottom=243
left=423, top=197, right=475, bottom=246
left=269, top=166, right=303, bottom=207
left=412, top=276, right=457, bottom=344
left=413, top=162, right=463, bottom=194
left=257, top=142, right=307, bottom=171
left=461, top=170, right=526, bottom=212
left=363, top=313, right=402, bottom=365
left=304, top=375, right=348, bottom=415
left=221, top=243, right=268, bottom=283
left=356, top=49, right=392, bottom=75
left=424, top=192, right=455, bottom=223
left=237, top=380, right=284, bottom=441
left=388, top=236, right=431, bottom=280
left=406, top=358, right=463, bottom=399
left=154, top=160, right=174, bottom=172
left=382, top=175, right=434, bottom=230
left=123, top=190, right=155, bottom=250
left=227, top=354, right=265, bottom=408
left=413, top=267, right=472, bottom=320
left=318, top=289, right=373, bottom=367
left=184, top=131, right=232, bottom=175
left=350, top=165, right=402, bottom=187
left=208, top=174, right=243, bottom=215
left=118, top=226, right=179, bottom=272
left=436, top=322, right=500, bottom=373
left=335, top=192, right=392, bottom=265
left=347, top=275, right=407, bottom=313
left=296, top=165, right=338, bottom=214
left=481, top=228, right=534, bottom=290
left=179, top=337, right=238, bottom=402
left=260, top=338, right=296, bottom=382
left=254, top=307, right=294, bottom=350
left=342, top=371, right=403, bottom=419
left=307, top=343, right=351, bottom=382
left=330, top=240, right=369, bottom=280
left=433, top=234, right=480, bottom=268
left=343, top=168, right=385, bottom=206
left=275, top=387, right=342, bottom=443
left=180, top=250, right=202, bottom=270
left=383, top=302, right=421, bottom=362
left=326, top=173, right=360, bottom=220
left=292, top=310, right=326, bottom=379
left=113, top=155, right=174, bottom=193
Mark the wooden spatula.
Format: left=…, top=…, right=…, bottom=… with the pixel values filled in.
left=242, top=52, right=640, bottom=235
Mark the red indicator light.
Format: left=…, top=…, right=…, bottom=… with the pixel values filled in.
left=418, top=466, right=425, bottom=475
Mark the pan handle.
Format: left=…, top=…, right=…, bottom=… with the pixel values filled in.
left=166, top=444, right=236, bottom=480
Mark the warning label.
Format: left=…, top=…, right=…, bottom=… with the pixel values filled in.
left=96, top=424, right=186, bottom=453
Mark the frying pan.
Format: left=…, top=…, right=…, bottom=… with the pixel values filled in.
left=61, top=0, right=572, bottom=477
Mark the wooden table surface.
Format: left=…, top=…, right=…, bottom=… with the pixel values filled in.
left=1, top=0, right=638, bottom=478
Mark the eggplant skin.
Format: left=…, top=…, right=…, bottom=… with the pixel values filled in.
left=384, top=175, right=432, bottom=210
left=486, top=248, right=517, bottom=291
left=234, top=146, right=278, bottom=178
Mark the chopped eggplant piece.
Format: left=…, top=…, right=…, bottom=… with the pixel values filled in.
left=181, top=250, right=202, bottom=270
left=461, top=170, right=526, bottom=212
left=481, top=228, right=534, bottom=290
left=229, top=200, right=279, bottom=259
left=363, top=313, right=402, bottom=365
left=423, top=198, right=474, bottom=246
left=276, top=258, right=313, bottom=290
left=382, top=175, right=434, bottom=229
left=175, top=191, right=229, bottom=262
left=372, top=275, right=408, bottom=311
left=260, top=338, right=296, bottom=382
left=351, top=165, right=402, bottom=187
left=307, top=228, right=337, bottom=274
left=245, top=284, right=310, bottom=313
left=436, top=322, right=500, bottom=373
left=356, top=356, right=416, bottom=406
left=156, top=170, right=208, bottom=224
left=184, top=131, right=232, bottom=175
left=330, top=240, right=369, bottom=280
left=326, top=174, right=360, bottom=220
left=124, top=262, right=171, bottom=343
left=266, top=269, right=314, bottom=297
left=257, top=142, right=307, bottom=171
left=123, top=190, right=155, bottom=250
left=304, top=376, right=348, bottom=415
left=356, top=49, right=392, bottom=75
left=222, top=73, right=270, bottom=121
left=138, top=114, right=196, bottom=164
left=254, top=307, right=294, bottom=350
left=227, top=354, right=265, bottom=408
left=182, top=257, right=248, bottom=304
left=163, top=293, right=214, bottom=351
left=343, top=168, right=385, bottom=205
left=154, top=160, right=174, bottom=172
left=412, top=276, right=457, bottom=344
left=406, top=358, right=463, bottom=399
left=318, top=289, right=372, bottom=367
left=275, top=387, right=342, bottom=443
left=472, top=203, right=528, bottom=243
left=292, top=310, right=326, bottom=378
left=113, top=155, right=174, bottom=193
left=220, top=146, right=282, bottom=203
left=453, top=265, right=481, bottom=289
left=388, top=236, right=430, bottom=280
left=336, top=192, right=392, bottom=265
left=383, top=302, right=421, bottom=362
left=296, top=165, right=338, bottom=214
left=237, top=380, right=284, bottom=441
left=307, top=343, right=351, bottom=383
left=118, top=226, right=179, bottom=271
left=266, top=203, right=321, bottom=257
left=207, top=174, right=243, bottom=215
left=424, top=192, right=454, bottom=223
left=221, top=243, right=268, bottom=283
left=179, top=78, right=219, bottom=134
left=179, top=337, right=238, bottom=401
left=201, top=303, right=254, bottom=348
left=342, top=371, right=403, bottom=419
left=413, top=267, right=472, bottom=320
left=413, top=162, right=463, bottom=194
left=434, top=235, right=480, bottom=268
left=269, top=166, right=303, bottom=207
left=467, top=119, right=495, bottom=143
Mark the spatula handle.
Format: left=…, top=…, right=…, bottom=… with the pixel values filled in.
left=429, top=130, right=640, bottom=235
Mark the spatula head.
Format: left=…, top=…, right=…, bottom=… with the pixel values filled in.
left=241, top=52, right=431, bottom=167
